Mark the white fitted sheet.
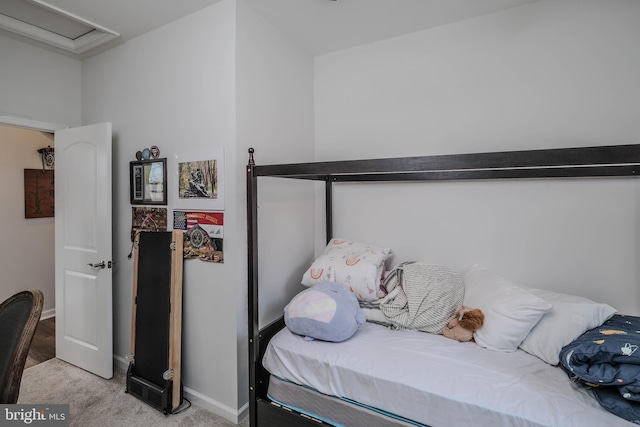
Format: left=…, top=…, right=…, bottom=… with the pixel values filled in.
left=263, top=322, right=633, bottom=427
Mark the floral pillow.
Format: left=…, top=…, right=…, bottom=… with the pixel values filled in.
left=301, top=239, right=391, bottom=302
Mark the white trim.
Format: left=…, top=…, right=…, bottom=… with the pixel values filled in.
left=0, top=0, right=119, bottom=55
left=113, top=354, right=126, bottom=365
left=237, top=401, right=249, bottom=424
left=31, top=0, right=118, bottom=36
left=71, top=30, right=119, bottom=54
left=113, top=355, right=128, bottom=371
left=40, top=308, right=55, bottom=320
left=0, top=115, right=67, bottom=132
left=112, top=356, right=248, bottom=424
left=183, top=385, right=248, bottom=424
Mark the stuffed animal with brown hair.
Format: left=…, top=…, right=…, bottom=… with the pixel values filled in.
left=442, top=305, right=485, bottom=342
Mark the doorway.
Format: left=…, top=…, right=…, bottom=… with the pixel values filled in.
left=0, top=124, right=56, bottom=314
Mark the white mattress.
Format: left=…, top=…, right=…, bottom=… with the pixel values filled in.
left=263, top=322, right=633, bottom=427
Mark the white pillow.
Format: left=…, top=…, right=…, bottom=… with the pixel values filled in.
left=463, top=266, right=552, bottom=352
left=301, top=238, right=391, bottom=302
left=519, top=289, right=616, bottom=365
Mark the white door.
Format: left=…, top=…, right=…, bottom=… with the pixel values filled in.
left=54, top=123, right=113, bottom=379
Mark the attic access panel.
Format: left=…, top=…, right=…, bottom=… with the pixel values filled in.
left=0, top=0, right=119, bottom=55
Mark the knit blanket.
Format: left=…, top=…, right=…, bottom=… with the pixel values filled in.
left=378, top=262, right=464, bottom=334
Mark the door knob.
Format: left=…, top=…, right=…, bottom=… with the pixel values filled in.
left=88, top=261, right=106, bottom=269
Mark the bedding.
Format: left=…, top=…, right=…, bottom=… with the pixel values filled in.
left=559, top=314, right=640, bottom=424
left=463, top=266, right=552, bottom=352
left=301, top=239, right=391, bottom=302
left=267, top=376, right=420, bottom=427
left=284, top=282, right=366, bottom=342
left=378, top=262, right=464, bottom=334
left=520, top=289, right=617, bottom=365
left=263, top=321, right=632, bottom=426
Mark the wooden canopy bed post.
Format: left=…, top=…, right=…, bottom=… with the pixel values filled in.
left=246, top=148, right=259, bottom=427
left=325, top=176, right=333, bottom=243
left=247, top=148, right=330, bottom=427
left=246, top=144, right=640, bottom=427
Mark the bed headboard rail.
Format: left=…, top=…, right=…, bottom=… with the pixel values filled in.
left=250, top=144, right=640, bottom=181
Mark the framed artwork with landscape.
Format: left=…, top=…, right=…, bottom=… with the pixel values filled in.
left=170, top=149, right=224, bottom=210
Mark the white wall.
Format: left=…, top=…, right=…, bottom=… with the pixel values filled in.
left=314, top=0, right=640, bottom=315
left=0, top=126, right=55, bottom=315
left=81, top=0, right=241, bottom=420
left=0, top=33, right=80, bottom=313
left=0, top=35, right=81, bottom=128
left=236, top=0, right=315, bottom=326
left=80, top=0, right=315, bottom=420
left=236, top=0, right=315, bottom=404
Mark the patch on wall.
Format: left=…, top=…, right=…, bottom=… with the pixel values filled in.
left=173, top=210, right=224, bottom=263
left=131, top=207, right=168, bottom=241
left=24, top=169, right=54, bottom=218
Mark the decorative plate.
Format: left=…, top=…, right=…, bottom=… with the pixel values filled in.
left=150, top=145, right=160, bottom=159
left=142, top=148, right=151, bottom=160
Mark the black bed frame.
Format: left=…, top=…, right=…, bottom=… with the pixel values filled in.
left=246, top=144, right=640, bottom=427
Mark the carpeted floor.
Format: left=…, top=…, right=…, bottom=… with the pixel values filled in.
left=18, top=358, right=249, bottom=427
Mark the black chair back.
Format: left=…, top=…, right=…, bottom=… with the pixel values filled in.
left=0, top=289, right=44, bottom=404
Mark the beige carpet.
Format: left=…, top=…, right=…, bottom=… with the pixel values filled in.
left=18, top=358, right=249, bottom=427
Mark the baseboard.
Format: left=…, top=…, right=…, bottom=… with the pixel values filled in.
left=113, top=354, right=128, bottom=371
left=237, top=401, right=249, bottom=424
left=112, top=355, right=248, bottom=424
left=183, top=385, right=248, bottom=424
left=41, top=308, right=55, bottom=320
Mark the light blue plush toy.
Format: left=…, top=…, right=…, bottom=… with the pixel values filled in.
left=284, top=282, right=366, bottom=342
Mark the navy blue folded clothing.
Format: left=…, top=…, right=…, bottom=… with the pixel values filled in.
left=559, top=314, right=640, bottom=424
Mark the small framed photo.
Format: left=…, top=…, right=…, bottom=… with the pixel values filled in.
left=130, top=158, right=167, bottom=205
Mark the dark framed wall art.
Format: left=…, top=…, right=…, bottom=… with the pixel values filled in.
left=130, top=158, right=167, bottom=205
left=24, top=169, right=54, bottom=218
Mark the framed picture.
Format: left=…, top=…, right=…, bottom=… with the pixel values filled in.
left=170, top=149, right=224, bottom=210
left=24, top=169, right=54, bottom=218
left=130, top=158, right=167, bottom=205
left=173, top=210, right=224, bottom=263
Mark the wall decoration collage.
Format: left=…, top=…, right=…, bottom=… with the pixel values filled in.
left=130, top=147, right=224, bottom=263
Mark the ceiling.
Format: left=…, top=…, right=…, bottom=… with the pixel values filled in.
left=0, top=0, right=538, bottom=59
